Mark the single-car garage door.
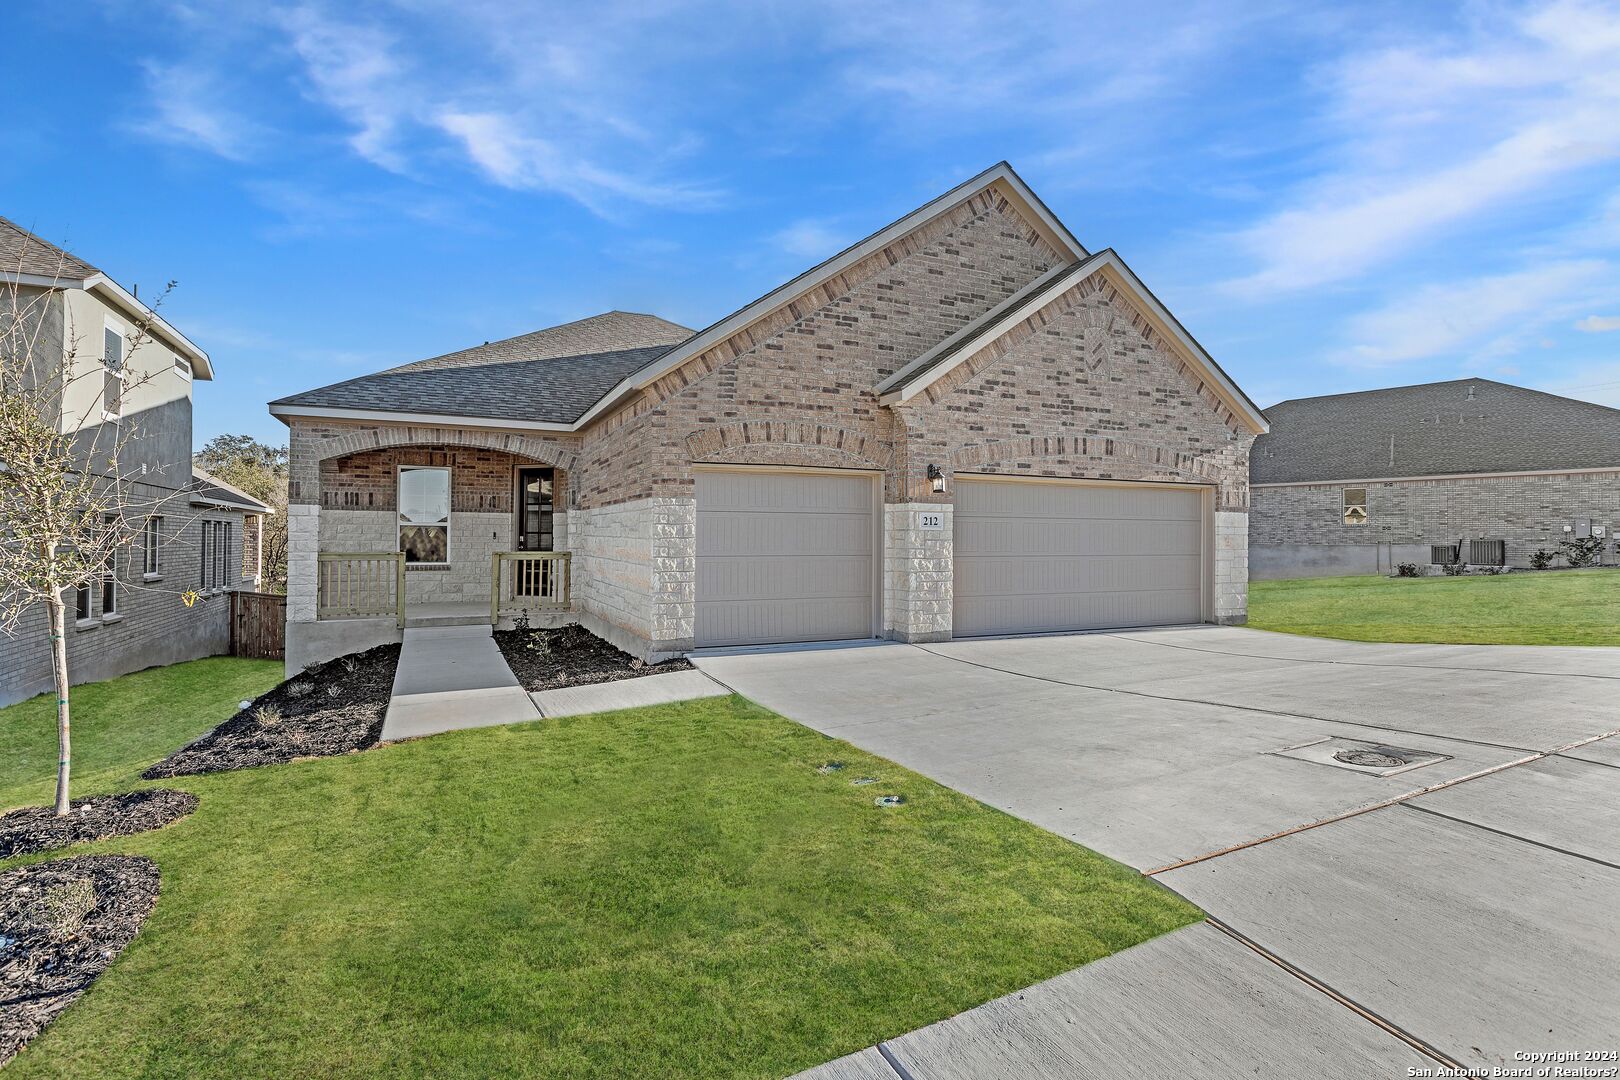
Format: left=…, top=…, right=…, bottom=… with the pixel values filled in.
left=953, top=478, right=1205, bottom=637
left=695, top=469, right=878, bottom=647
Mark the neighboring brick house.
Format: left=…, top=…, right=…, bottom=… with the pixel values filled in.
left=1250, top=378, right=1620, bottom=578
left=270, top=163, right=1268, bottom=670
left=0, top=217, right=272, bottom=707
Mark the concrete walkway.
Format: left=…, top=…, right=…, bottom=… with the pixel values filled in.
left=694, top=628, right=1620, bottom=1077
left=380, top=625, right=539, bottom=741
left=530, top=668, right=728, bottom=718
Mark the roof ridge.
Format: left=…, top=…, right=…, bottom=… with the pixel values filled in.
left=1267, top=376, right=1620, bottom=416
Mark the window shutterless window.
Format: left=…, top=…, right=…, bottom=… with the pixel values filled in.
left=1342, top=488, right=1368, bottom=526
left=75, top=582, right=92, bottom=621
left=143, top=516, right=162, bottom=575
left=199, top=520, right=211, bottom=589
left=102, top=551, right=118, bottom=616
left=398, top=466, right=451, bottom=563
left=103, top=326, right=124, bottom=418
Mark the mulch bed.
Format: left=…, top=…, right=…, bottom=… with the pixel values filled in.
left=0, top=855, right=159, bottom=1066
left=142, top=643, right=402, bottom=779
left=493, top=623, right=692, bottom=693
left=0, top=791, right=198, bottom=860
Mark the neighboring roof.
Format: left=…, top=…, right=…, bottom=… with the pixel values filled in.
left=1252, top=378, right=1620, bottom=484
left=269, top=311, right=693, bottom=425
left=188, top=468, right=274, bottom=514
left=0, top=213, right=215, bottom=379
left=0, top=215, right=99, bottom=281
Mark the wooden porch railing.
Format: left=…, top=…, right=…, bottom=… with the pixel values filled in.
left=317, top=552, right=406, bottom=627
left=491, top=551, right=571, bottom=624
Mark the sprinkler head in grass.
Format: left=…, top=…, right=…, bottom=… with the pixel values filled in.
left=816, top=761, right=845, bottom=774
left=850, top=777, right=877, bottom=786
left=874, top=795, right=906, bottom=808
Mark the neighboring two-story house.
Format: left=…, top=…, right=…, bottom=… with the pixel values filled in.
left=0, top=216, right=272, bottom=707
left=271, top=163, right=1267, bottom=671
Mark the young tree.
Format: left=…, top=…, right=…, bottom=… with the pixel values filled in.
left=195, top=434, right=289, bottom=590
left=0, top=267, right=187, bottom=815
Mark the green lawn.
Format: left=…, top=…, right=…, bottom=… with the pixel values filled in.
left=1249, top=568, right=1620, bottom=646
left=0, top=657, right=283, bottom=810
left=0, top=664, right=1197, bottom=1079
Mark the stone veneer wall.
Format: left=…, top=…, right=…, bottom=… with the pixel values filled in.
left=1250, top=470, right=1620, bottom=571
left=884, top=503, right=953, bottom=641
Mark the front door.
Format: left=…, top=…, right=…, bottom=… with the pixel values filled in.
left=514, top=468, right=554, bottom=596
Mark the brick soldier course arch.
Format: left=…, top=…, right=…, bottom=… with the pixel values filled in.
left=684, top=420, right=894, bottom=472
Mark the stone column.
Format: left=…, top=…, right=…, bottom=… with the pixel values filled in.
left=1213, top=510, right=1248, bottom=624
left=884, top=503, right=953, bottom=642
left=649, top=497, right=696, bottom=655
left=285, top=503, right=320, bottom=624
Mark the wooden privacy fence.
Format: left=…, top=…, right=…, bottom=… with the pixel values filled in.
left=230, top=590, right=286, bottom=660
left=317, top=552, right=406, bottom=627
left=492, top=551, right=571, bottom=623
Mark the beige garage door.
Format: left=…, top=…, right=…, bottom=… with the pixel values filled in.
left=695, top=470, right=877, bottom=647
left=953, top=478, right=1205, bottom=637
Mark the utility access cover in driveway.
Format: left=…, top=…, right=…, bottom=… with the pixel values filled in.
left=1270, top=737, right=1451, bottom=777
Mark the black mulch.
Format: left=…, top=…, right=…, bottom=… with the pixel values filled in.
left=0, top=855, right=159, bottom=1067
left=142, top=643, right=402, bottom=779
left=0, top=790, right=198, bottom=860
left=493, top=623, right=692, bottom=693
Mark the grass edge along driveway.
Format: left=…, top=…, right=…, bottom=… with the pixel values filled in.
left=1248, top=568, right=1620, bottom=646
left=0, top=666, right=1198, bottom=1079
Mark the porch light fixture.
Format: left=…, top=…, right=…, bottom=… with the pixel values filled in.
left=927, top=464, right=946, bottom=494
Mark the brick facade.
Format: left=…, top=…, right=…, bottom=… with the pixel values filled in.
left=1251, top=471, right=1620, bottom=573
left=281, top=182, right=1257, bottom=663
left=0, top=498, right=255, bottom=708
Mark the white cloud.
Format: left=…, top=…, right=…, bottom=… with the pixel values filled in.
left=1332, top=260, right=1609, bottom=367
left=1575, top=315, right=1620, bottom=332
left=769, top=219, right=847, bottom=260
left=1224, top=1, right=1620, bottom=296
left=135, top=61, right=259, bottom=161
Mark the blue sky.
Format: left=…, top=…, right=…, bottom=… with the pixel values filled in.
left=6, top=1, right=1620, bottom=447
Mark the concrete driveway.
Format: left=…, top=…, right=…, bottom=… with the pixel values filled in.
left=693, top=627, right=1620, bottom=1078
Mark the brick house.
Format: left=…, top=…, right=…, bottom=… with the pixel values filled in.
left=1250, top=378, right=1620, bottom=578
left=270, top=163, right=1267, bottom=670
left=0, top=217, right=272, bottom=707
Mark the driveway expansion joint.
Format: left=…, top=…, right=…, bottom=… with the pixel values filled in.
left=1398, top=802, right=1620, bottom=871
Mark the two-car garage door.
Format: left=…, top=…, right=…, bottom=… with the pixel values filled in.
left=694, top=468, right=1205, bottom=648
left=952, top=478, right=1205, bottom=637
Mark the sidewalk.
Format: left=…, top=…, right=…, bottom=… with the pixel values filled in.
left=380, top=625, right=539, bottom=741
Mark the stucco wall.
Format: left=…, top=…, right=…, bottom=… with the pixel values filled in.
left=1251, top=470, right=1620, bottom=571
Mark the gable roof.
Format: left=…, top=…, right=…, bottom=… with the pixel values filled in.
left=188, top=468, right=274, bottom=514
left=1252, top=378, right=1620, bottom=484
left=874, top=249, right=1269, bottom=433
left=1, top=214, right=215, bottom=379
left=0, top=215, right=99, bottom=280
left=269, top=311, right=692, bottom=426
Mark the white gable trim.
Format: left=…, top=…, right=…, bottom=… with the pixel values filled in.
left=569, top=161, right=1088, bottom=431
left=878, top=249, right=1269, bottom=434
left=5, top=269, right=215, bottom=379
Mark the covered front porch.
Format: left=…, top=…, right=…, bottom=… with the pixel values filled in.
left=285, top=429, right=584, bottom=670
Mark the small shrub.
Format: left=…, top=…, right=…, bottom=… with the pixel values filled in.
left=286, top=681, right=313, bottom=699
left=254, top=704, right=283, bottom=726
left=326, top=684, right=343, bottom=698
left=341, top=657, right=359, bottom=674
left=512, top=610, right=531, bottom=632
left=1475, top=565, right=1504, bottom=575
left=1395, top=563, right=1422, bottom=578
left=1442, top=562, right=1467, bottom=576
left=1558, top=535, right=1604, bottom=569
left=1530, top=549, right=1554, bottom=570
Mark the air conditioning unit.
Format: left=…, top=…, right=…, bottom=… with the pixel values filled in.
left=1466, top=539, right=1506, bottom=566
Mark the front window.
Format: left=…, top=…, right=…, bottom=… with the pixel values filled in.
left=103, top=515, right=119, bottom=615
left=75, top=581, right=92, bottom=622
left=1343, top=488, right=1367, bottom=526
left=399, top=466, right=450, bottom=563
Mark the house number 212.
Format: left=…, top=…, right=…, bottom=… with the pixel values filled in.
left=918, top=512, right=944, bottom=531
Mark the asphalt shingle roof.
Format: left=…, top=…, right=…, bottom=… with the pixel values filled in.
left=0, top=215, right=99, bottom=281
left=187, top=469, right=274, bottom=513
left=271, top=311, right=693, bottom=425
left=1252, top=378, right=1620, bottom=484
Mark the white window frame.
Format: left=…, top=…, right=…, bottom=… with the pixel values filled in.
left=397, top=465, right=452, bottom=565
left=102, top=319, right=127, bottom=421
left=173, top=354, right=192, bottom=380
left=143, top=516, right=163, bottom=580
left=101, top=514, right=121, bottom=619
